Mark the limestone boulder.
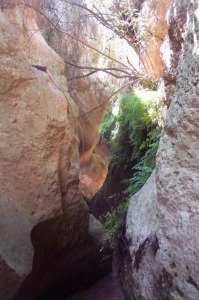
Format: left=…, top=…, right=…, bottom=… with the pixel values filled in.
left=124, top=1, right=199, bottom=299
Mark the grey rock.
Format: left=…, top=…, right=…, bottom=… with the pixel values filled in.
left=125, top=1, right=199, bottom=299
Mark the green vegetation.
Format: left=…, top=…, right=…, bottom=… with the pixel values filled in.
left=104, top=199, right=130, bottom=248
left=110, top=89, right=163, bottom=166
left=99, top=104, right=116, bottom=146
left=100, top=88, right=164, bottom=247
left=123, top=126, right=161, bottom=195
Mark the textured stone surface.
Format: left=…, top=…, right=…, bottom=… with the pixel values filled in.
left=124, top=172, right=159, bottom=299
left=161, top=0, right=188, bottom=106
left=140, top=0, right=171, bottom=81
left=69, top=78, right=108, bottom=164
left=0, top=3, right=82, bottom=276
left=79, top=154, right=107, bottom=200
left=128, top=0, right=171, bottom=82
left=125, top=1, right=199, bottom=299
left=70, top=79, right=109, bottom=200
left=0, top=2, right=112, bottom=299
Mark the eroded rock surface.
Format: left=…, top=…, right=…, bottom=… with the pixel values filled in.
left=0, top=2, right=111, bottom=299
left=0, top=0, right=81, bottom=274
left=124, top=1, right=199, bottom=299
left=140, top=0, right=171, bottom=81
left=161, top=0, right=188, bottom=106
left=41, top=1, right=110, bottom=198
left=79, top=148, right=109, bottom=201
left=69, top=79, right=109, bottom=199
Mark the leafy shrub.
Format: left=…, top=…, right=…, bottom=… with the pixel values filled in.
left=99, top=104, right=116, bottom=146
left=101, top=88, right=164, bottom=247
left=123, top=126, right=161, bottom=195
left=109, top=89, right=163, bottom=167
left=104, top=198, right=130, bottom=248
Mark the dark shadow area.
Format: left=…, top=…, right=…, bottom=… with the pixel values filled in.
left=89, top=160, right=136, bottom=220
left=12, top=214, right=112, bottom=300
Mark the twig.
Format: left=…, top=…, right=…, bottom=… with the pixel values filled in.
left=80, top=79, right=138, bottom=118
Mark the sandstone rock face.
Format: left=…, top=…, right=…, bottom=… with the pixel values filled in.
left=0, top=1, right=82, bottom=275
left=140, top=0, right=171, bottom=81
left=79, top=149, right=109, bottom=201
left=69, top=79, right=109, bottom=165
left=41, top=1, right=109, bottom=168
left=125, top=1, right=199, bottom=299
left=0, top=2, right=111, bottom=299
left=69, top=79, right=109, bottom=199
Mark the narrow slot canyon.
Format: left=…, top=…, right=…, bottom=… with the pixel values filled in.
left=1, top=1, right=199, bottom=300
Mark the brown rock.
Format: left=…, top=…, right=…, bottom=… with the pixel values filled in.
left=0, top=2, right=91, bottom=298
left=69, top=79, right=110, bottom=200
left=140, top=0, right=171, bottom=82
left=79, top=146, right=109, bottom=200
left=69, top=78, right=109, bottom=164
left=0, top=2, right=113, bottom=299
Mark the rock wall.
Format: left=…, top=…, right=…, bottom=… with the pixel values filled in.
left=0, top=0, right=82, bottom=274
left=161, top=0, right=187, bottom=107
left=124, top=1, right=199, bottom=299
left=42, top=1, right=110, bottom=198
left=69, top=79, right=109, bottom=200
left=0, top=2, right=111, bottom=299
left=140, top=0, right=171, bottom=81
left=69, top=78, right=108, bottom=165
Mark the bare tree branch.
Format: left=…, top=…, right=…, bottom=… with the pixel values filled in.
left=21, top=0, right=157, bottom=93
left=64, top=60, right=132, bottom=75
left=67, top=70, right=97, bottom=80
left=22, top=0, right=131, bottom=70
left=79, top=79, right=139, bottom=118
left=56, top=1, right=156, bottom=84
